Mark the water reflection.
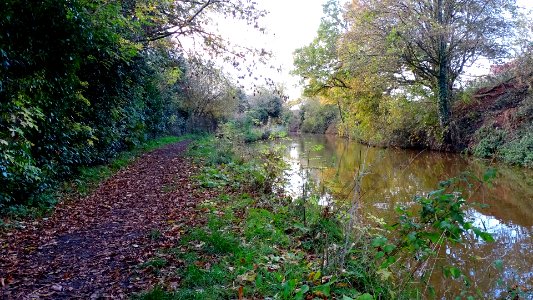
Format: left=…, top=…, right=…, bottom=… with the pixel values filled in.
left=282, top=134, right=533, bottom=298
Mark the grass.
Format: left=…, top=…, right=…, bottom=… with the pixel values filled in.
left=136, top=135, right=502, bottom=299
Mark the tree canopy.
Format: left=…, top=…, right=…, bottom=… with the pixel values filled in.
left=293, top=0, right=521, bottom=146
left=343, top=0, right=518, bottom=126
left=0, top=0, right=266, bottom=210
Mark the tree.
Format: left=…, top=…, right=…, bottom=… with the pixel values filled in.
left=243, top=87, right=284, bottom=125
left=182, top=57, right=238, bottom=131
left=292, top=0, right=348, bottom=122
left=342, top=0, right=517, bottom=127
left=293, top=0, right=395, bottom=127
left=293, top=0, right=347, bottom=94
left=0, top=0, right=270, bottom=208
left=122, top=0, right=268, bottom=63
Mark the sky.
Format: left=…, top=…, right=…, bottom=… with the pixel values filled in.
left=213, top=0, right=328, bottom=99
left=253, top=0, right=329, bottom=99
left=212, top=0, right=532, bottom=100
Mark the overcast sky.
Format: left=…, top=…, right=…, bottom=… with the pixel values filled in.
left=214, top=0, right=531, bottom=100
left=211, top=0, right=327, bottom=99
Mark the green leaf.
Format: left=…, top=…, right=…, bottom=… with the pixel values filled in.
left=439, top=220, right=451, bottom=230
left=381, top=256, right=397, bottom=268
left=449, top=267, right=461, bottom=279
left=383, top=244, right=396, bottom=253
left=371, top=236, right=387, bottom=247
left=483, top=168, right=497, bottom=182
left=463, top=222, right=473, bottom=230
left=295, top=284, right=310, bottom=300
left=356, top=293, right=374, bottom=300
left=425, top=232, right=441, bottom=243
left=312, top=270, right=322, bottom=281
left=473, top=228, right=495, bottom=242
left=313, top=281, right=332, bottom=296
left=427, top=286, right=436, bottom=298
left=479, top=232, right=495, bottom=242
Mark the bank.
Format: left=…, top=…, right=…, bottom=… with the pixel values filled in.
left=291, top=70, right=533, bottom=169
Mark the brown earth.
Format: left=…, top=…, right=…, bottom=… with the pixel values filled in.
left=0, top=141, right=208, bottom=299
left=450, top=78, right=531, bottom=152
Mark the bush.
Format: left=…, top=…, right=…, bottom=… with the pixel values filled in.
left=0, top=0, right=188, bottom=210
left=499, top=129, right=533, bottom=167
left=471, top=126, right=506, bottom=158
left=299, top=98, right=339, bottom=134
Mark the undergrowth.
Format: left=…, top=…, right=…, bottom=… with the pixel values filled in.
left=471, top=124, right=533, bottom=168
left=136, top=136, right=391, bottom=299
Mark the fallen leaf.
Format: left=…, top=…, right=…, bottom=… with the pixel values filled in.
left=238, top=286, right=244, bottom=300
left=51, top=284, right=63, bottom=292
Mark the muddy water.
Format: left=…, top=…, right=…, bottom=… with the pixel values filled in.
left=281, top=134, right=532, bottom=299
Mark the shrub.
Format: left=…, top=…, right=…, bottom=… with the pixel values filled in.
left=471, top=126, right=506, bottom=158
left=300, top=99, right=339, bottom=134
left=499, top=129, right=533, bottom=167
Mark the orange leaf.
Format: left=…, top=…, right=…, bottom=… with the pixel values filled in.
left=238, top=286, right=244, bottom=300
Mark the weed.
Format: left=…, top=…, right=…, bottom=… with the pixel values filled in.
left=137, top=134, right=498, bottom=299
left=190, top=229, right=241, bottom=255
left=135, top=286, right=170, bottom=300
left=499, top=128, right=533, bottom=167
left=472, top=125, right=506, bottom=158
left=140, top=257, right=168, bottom=275
left=150, top=229, right=162, bottom=241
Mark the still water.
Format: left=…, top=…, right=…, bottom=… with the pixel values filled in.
left=281, top=134, right=532, bottom=299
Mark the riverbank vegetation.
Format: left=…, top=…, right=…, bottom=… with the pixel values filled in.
left=292, top=0, right=532, bottom=167
left=135, top=134, right=513, bottom=299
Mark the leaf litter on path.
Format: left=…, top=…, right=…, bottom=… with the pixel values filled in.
left=0, top=141, right=206, bottom=299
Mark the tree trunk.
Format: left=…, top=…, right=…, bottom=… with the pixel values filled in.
left=336, top=99, right=345, bottom=124
left=437, top=0, right=451, bottom=128
left=437, top=56, right=450, bottom=127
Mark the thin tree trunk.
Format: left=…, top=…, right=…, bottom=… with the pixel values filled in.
left=336, top=99, right=345, bottom=124
left=437, top=0, right=451, bottom=128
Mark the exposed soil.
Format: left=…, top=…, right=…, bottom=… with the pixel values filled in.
left=450, top=80, right=531, bottom=151
left=0, top=141, right=206, bottom=299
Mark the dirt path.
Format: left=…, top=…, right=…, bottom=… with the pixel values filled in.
left=0, top=141, right=203, bottom=299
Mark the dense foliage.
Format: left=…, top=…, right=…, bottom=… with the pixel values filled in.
left=297, top=98, right=339, bottom=134
left=0, top=0, right=267, bottom=212
left=221, top=88, right=288, bottom=143
left=293, top=0, right=532, bottom=163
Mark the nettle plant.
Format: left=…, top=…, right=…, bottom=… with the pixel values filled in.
left=369, top=169, right=497, bottom=296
